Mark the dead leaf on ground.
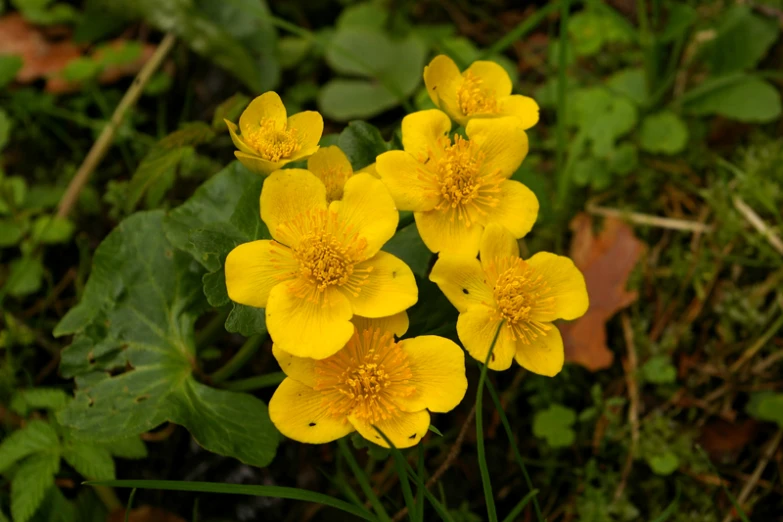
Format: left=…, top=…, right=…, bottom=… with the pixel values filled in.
left=0, top=13, right=157, bottom=93
left=558, top=213, right=645, bottom=371
left=108, top=506, right=186, bottom=522
left=699, top=418, right=758, bottom=460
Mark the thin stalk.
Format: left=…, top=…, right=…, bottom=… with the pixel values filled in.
left=210, top=334, right=265, bottom=383
left=93, top=485, right=123, bottom=512
left=500, top=489, right=540, bottom=522
left=337, top=438, right=392, bottom=522
left=485, top=379, right=544, bottom=521
left=195, top=309, right=230, bottom=351
left=221, top=372, right=286, bottom=392
left=373, top=428, right=417, bottom=521
left=480, top=3, right=560, bottom=59
left=124, top=488, right=137, bottom=522
left=476, top=324, right=503, bottom=522
left=554, top=0, right=571, bottom=215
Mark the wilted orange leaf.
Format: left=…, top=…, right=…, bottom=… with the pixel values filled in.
left=108, top=506, right=186, bottom=522
left=558, top=213, right=645, bottom=371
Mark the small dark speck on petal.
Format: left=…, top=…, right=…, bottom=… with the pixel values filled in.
left=309, top=422, right=316, bottom=427
left=462, top=288, right=469, bottom=295
left=409, top=434, right=417, bottom=439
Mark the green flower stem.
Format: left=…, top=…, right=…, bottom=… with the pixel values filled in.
left=195, top=309, right=230, bottom=351
left=93, top=485, right=123, bottom=512
left=220, top=372, right=286, bottom=392
left=337, top=438, right=392, bottom=522
left=209, top=334, right=266, bottom=384
left=475, top=323, right=503, bottom=522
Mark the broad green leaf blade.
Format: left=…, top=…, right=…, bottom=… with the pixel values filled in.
left=337, top=121, right=390, bottom=171
left=62, top=442, right=115, bottom=480
left=11, top=452, right=60, bottom=522
left=101, top=437, right=148, bottom=460
left=0, top=420, right=58, bottom=473
left=10, top=388, right=70, bottom=415
left=684, top=75, right=782, bottom=123
left=383, top=223, right=431, bottom=279
left=639, top=111, right=689, bottom=155
left=86, top=480, right=376, bottom=521
left=704, top=5, right=779, bottom=75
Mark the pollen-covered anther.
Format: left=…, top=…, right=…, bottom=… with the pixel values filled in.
left=491, top=258, right=555, bottom=343
left=456, top=71, right=500, bottom=116
left=244, top=119, right=301, bottom=162
left=315, top=329, right=415, bottom=424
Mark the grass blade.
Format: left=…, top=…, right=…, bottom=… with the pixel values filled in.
left=124, top=488, right=137, bottom=522
left=650, top=481, right=681, bottom=522
left=485, top=379, right=545, bottom=521
left=500, top=489, right=539, bottom=522
left=481, top=3, right=560, bottom=59
left=86, top=480, right=377, bottom=521
left=372, top=427, right=416, bottom=521
left=337, top=438, right=392, bottom=522
left=476, top=324, right=503, bottom=522
left=416, top=444, right=425, bottom=522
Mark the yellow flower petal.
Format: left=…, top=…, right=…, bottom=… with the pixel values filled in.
left=348, top=409, right=430, bottom=449
left=234, top=151, right=287, bottom=176
left=484, top=180, right=539, bottom=239
left=396, top=336, right=467, bottom=413
left=240, top=91, right=287, bottom=134
left=375, top=150, right=439, bottom=212
left=423, top=55, right=462, bottom=119
left=266, top=285, right=354, bottom=359
left=456, top=306, right=516, bottom=370
left=479, top=223, right=519, bottom=270
left=466, top=117, right=529, bottom=179
left=225, top=240, right=297, bottom=308
left=464, top=61, right=512, bottom=98
left=272, top=344, right=316, bottom=387
left=331, top=173, right=398, bottom=258
left=345, top=251, right=418, bottom=318
left=498, top=94, right=540, bottom=130
left=513, top=324, right=564, bottom=377
left=260, top=169, right=327, bottom=244
left=414, top=209, right=483, bottom=256
left=401, top=109, right=451, bottom=162
left=352, top=311, right=409, bottom=337
left=287, top=111, right=324, bottom=160
left=357, top=162, right=379, bottom=178
left=526, top=252, right=589, bottom=322
left=226, top=120, right=256, bottom=155
left=269, top=378, right=354, bottom=444
left=307, top=146, right=354, bottom=202
left=429, top=255, right=493, bottom=313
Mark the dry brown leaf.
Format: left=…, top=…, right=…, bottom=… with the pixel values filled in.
left=108, top=506, right=187, bottom=522
left=0, top=13, right=156, bottom=93
left=558, top=213, right=645, bottom=371
left=698, top=418, right=759, bottom=459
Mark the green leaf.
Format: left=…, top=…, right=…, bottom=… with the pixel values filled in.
left=0, top=55, right=23, bottom=89
left=224, top=304, right=266, bottom=337
left=36, top=487, right=77, bottom=522
left=0, top=219, right=23, bottom=247
left=62, top=442, right=115, bottom=480
left=573, top=87, right=637, bottom=156
left=684, top=75, right=781, bottom=123
left=55, top=211, right=278, bottom=467
left=278, top=36, right=312, bottom=70
left=101, top=437, right=147, bottom=459
left=0, top=420, right=58, bottom=473
left=6, top=257, right=44, bottom=297
left=10, top=388, right=70, bottom=415
left=383, top=222, right=431, bottom=279
left=704, top=6, right=779, bottom=76
left=0, top=108, right=11, bottom=151
left=639, top=111, right=689, bottom=155
left=11, top=452, right=60, bottom=522
left=746, top=392, right=783, bottom=426
left=646, top=451, right=679, bottom=476
left=30, top=216, right=75, bottom=244
left=659, top=3, right=697, bottom=42
left=532, top=405, right=576, bottom=448
left=607, top=68, right=647, bottom=105
left=641, top=355, right=677, bottom=384
left=319, top=79, right=403, bottom=121
left=0, top=176, right=27, bottom=214
left=212, top=93, right=250, bottom=131
left=60, top=57, right=102, bottom=82
left=607, top=142, right=638, bottom=176
left=337, top=121, right=390, bottom=171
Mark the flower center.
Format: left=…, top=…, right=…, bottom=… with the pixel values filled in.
left=315, top=329, right=415, bottom=423
left=456, top=71, right=499, bottom=116
left=278, top=209, right=371, bottom=301
left=244, top=119, right=300, bottom=162
left=491, top=258, right=555, bottom=343
left=431, top=136, right=502, bottom=226
left=313, top=166, right=351, bottom=203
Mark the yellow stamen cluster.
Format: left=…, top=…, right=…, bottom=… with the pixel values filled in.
left=432, top=136, right=502, bottom=225
left=313, top=166, right=351, bottom=203
left=490, top=258, right=555, bottom=343
left=244, top=119, right=301, bottom=162
left=456, top=71, right=499, bottom=116
left=315, top=329, right=415, bottom=423
left=277, top=209, right=371, bottom=302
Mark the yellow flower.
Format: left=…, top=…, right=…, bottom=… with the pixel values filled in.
left=225, top=92, right=323, bottom=175
left=269, top=324, right=467, bottom=448
left=375, top=109, right=539, bottom=256
left=423, top=55, right=539, bottom=128
left=225, top=168, right=418, bottom=359
left=429, top=224, right=589, bottom=376
left=307, top=146, right=378, bottom=203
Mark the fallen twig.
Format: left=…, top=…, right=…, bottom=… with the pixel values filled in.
left=732, top=196, right=783, bottom=258
left=586, top=203, right=714, bottom=233
left=614, top=313, right=640, bottom=503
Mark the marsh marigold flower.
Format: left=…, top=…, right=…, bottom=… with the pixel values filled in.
left=375, top=109, right=538, bottom=256
left=430, top=224, right=588, bottom=376
left=423, top=55, right=539, bottom=128
left=307, top=146, right=378, bottom=203
left=226, top=91, right=323, bottom=175
left=225, top=169, right=418, bottom=359
left=269, top=322, right=467, bottom=448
